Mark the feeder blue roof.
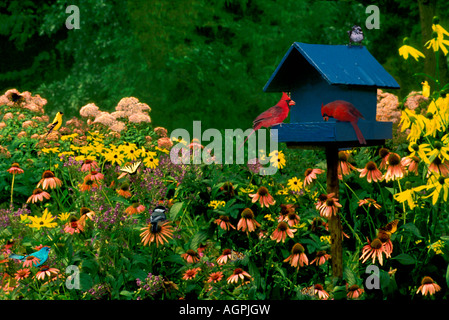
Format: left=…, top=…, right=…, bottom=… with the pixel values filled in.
left=264, top=42, right=400, bottom=92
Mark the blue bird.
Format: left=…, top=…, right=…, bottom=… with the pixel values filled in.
left=9, top=246, right=51, bottom=267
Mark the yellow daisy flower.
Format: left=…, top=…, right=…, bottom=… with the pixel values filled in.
left=28, top=208, right=57, bottom=230
left=287, top=177, right=302, bottom=192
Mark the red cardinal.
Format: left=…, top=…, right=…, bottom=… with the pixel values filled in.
left=321, top=100, right=366, bottom=145
left=239, top=92, right=295, bottom=150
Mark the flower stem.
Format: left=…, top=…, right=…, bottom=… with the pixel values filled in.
left=10, top=173, right=15, bottom=205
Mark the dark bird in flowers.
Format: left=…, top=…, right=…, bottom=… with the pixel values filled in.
left=348, top=25, right=364, bottom=46
left=9, top=246, right=51, bottom=267
left=150, top=206, right=168, bottom=233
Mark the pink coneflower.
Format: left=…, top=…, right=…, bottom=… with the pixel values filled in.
left=7, top=163, right=24, bottom=175
left=79, top=179, right=99, bottom=192
left=36, top=170, right=62, bottom=190
left=384, top=153, right=405, bottom=182
left=338, top=151, right=357, bottom=179
left=116, top=182, right=132, bottom=198
left=181, top=249, right=200, bottom=264
left=401, top=156, right=420, bottom=176
left=358, top=198, right=381, bottom=210
left=313, top=284, right=329, bottom=300
left=249, top=186, right=276, bottom=208
left=207, top=271, right=224, bottom=284
left=214, top=215, right=236, bottom=231
left=378, top=148, right=390, bottom=170
left=427, top=157, right=449, bottom=177
left=359, top=161, right=383, bottom=183
left=26, top=188, right=51, bottom=204
left=227, top=268, right=251, bottom=284
left=271, top=221, right=297, bottom=243
left=64, top=218, right=82, bottom=235
left=217, top=249, right=233, bottom=265
left=22, top=255, right=41, bottom=268
left=277, top=204, right=299, bottom=227
left=182, top=267, right=201, bottom=280
left=125, top=202, right=146, bottom=215
left=376, top=229, right=393, bottom=257
left=85, top=170, right=104, bottom=182
left=34, top=265, right=60, bottom=281
left=304, top=168, right=324, bottom=187
left=416, top=276, right=441, bottom=296
left=318, top=193, right=342, bottom=219
left=283, top=243, right=308, bottom=269
left=359, top=238, right=387, bottom=266
left=237, top=208, right=261, bottom=234
left=310, top=250, right=331, bottom=266
left=81, top=159, right=99, bottom=172
left=347, top=284, right=364, bottom=299
left=14, top=268, right=30, bottom=281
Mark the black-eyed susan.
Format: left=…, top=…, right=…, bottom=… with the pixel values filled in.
left=104, top=149, right=124, bottom=166
left=36, top=170, right=62, bottom=190
left=140, top=220, right=174, bottom=247
left=269, top=150, right=286, bottom=169
left=283, top=243, right=308, bottom=269
left=28, top=208, right=57, bottom=230
left=143, top=155, right=159, bottom=169
left=287, top=177, right=302, bottom=192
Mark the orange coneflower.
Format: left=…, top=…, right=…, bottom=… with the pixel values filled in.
left=427, top=157, right=449, bottom=177
left=63, top=215, right=88, bottom=234
left=85, top=170, right=104, bottom=182
left=283, top=243, right=308, bottom=269
left=313, top=284, right=329, bottom=300
left=384, top=153, right=405, bottom=182
left=359, top=161, right=383, bottom=183
left=36, top=170, right=62, bottom=190
left=217, top=249, right=233, bottom=265
left=140, top=220, right=174, bottom=247
left=125, top=202, right=146, bottom=215
left=26, top=188, right=51, bottom=204
left=116, top=182, right=132, bottom=198
left=81, top=159, right=99, bottom=172
left=347, top=284, right=364, bottom=299
left=271, top=221, right=297, bottom=243
left=359, top=238, right=387, bottom=266
left=277, top=204, right=298, bottom=224
left=378, top=147, right=390, bottom=170
left=249, top=186, right=275, bottom=208
left=401, top=156, right=420, bottom=176
left=358, top=198, right=381, bottom=210
left=214, top=215, right=235, bottom=231
left=304, top=168, right=324, bottom=187
left=282, top=210, right=301, bottom=227
left=310, top=250, right=331, bottom=266
left=34, top=265, right=60, bottom=281
left=182, top=267, right=201, bottom=280
left=207, top=271, right=224, bottom=284
left=416, top=276, right=441, bottom=296
left=79, top=178, right=99, bottom=192
left=338, top=151, right=357, bottom=179
left=318, top=193, right=342, bottom=219
left=181, top=249, right=200, bottom=264
left=237, top=208, right=261, bottom=234
left=227, top=268, right=251, bottom=284
left=14, top=268, right=30, bottom=281
left=7, top=163, right=24, bottom=175
left=315, top=194, right=329, bottom=211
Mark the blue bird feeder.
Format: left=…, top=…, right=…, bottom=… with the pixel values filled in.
left=263, top=42, right=399, bottom=283
left=264, top=42, right=400, bottom=148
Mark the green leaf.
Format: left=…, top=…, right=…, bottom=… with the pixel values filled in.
left=169, top=201, right=183, bottom=220
left=401, top=223, right=424, bottom=239
left=392, top=253, right=416, bottom=265
left=446, top=264, right=449, bottom=289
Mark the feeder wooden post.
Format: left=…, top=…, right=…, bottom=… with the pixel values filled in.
left=325, top=145, right=343, bottom=281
